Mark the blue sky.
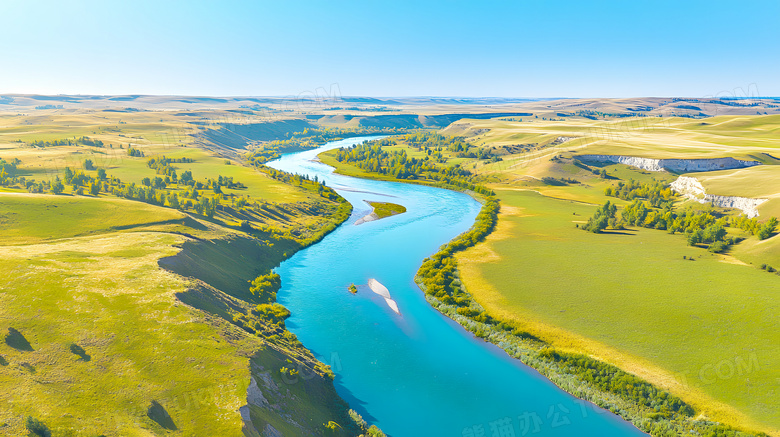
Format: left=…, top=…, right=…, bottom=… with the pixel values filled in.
left=0, top=0, right=778, bottom=97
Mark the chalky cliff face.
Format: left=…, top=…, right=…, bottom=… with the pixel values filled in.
left=577, top=155, right=768, bottom=217
left=670, top=176, right=768, bottom=218
left=578, top=155, right=761, bottom=173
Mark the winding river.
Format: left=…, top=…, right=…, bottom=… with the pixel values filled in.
left=267, top=137, right=644, bottom=436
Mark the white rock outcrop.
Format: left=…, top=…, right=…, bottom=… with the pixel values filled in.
left=670, top=176, right=767, bottom=218
left=578, top=155, right=761, bottom=173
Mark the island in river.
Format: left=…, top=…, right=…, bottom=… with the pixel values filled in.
left=354, top=200, right=407, bottom=225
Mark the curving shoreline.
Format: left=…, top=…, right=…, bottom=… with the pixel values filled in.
left=321, top=149, right=768, bottom=437
left=268, top=137, right=649, bottom=436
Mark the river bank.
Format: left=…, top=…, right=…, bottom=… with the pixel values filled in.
left=318, top=143, right=767, bottom=437
left=265, top=136, right=647, bottom=436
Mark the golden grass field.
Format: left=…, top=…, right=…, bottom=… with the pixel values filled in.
left=444, top=114, right=780, bottom=218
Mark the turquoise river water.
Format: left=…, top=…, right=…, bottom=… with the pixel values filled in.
left=267, top=137, right=645, bottom=436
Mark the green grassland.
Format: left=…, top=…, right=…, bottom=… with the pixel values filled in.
left=3, top=105, right=778, bottom=435
left=0, top=113, right=309, bottom=204
left=444, top=115, right=780, bottom=160
left=0, top=110, right=372, bottom=436
left=0, top=229, right=253, bottom=436
left=0, top=194, right=185, bottom=243
left=0, top=110, right=350, bottom=245
left=456, top=189, right=779, bottom=433
left=0, top=194, right=360, bottom=437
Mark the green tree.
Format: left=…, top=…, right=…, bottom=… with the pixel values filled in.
left=63, top=167, right=74, bottom=184
left=89, top=181, right=100, bottom=196
left=687, top=229, right=704, bottom=246
left=250, top=272, right=282, bottom=302
left=168, top=193, right=180, bottom=209
left=367, top=425, right=386, bottom=437
left=50, top=177, right=64, bottom=195
left=180, top=170, right=193, bottom=184
left=582, top=201, right=616, bottom=233
left=757, top=217, right=777, bottom=240
left=25, top=416, right=50, bottom=437
left=702, top=224, right=726, bottom=243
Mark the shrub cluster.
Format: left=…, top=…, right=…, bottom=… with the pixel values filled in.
left=605, top=179, right=674, bottom=208
left=540, top=349, right=694, bottom=418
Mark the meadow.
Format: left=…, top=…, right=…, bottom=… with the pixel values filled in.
left=0, top=227, right=253, bottom=435
left=443, top=114, right=780, bottom=218
left=0, top=194, right=185, bottom=243
left=455, top=189, right=779, bottom=433
left=0, top=110, right=368, bottom=436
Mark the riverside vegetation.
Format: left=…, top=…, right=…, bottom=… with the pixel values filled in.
left=324, top=131, right=773, bottom=437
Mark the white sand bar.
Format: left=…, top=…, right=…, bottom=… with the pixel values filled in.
left=367, top=278, right=401, bottom=315
left=354, top=212, right=379, bottom=226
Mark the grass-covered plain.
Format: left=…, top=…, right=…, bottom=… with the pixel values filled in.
left=4, top=104, right=779, bottom=436
left=0, top=110, right=310, bottom=203
left=443, top=114, right=780, bottom=217
left=0, top=230, right=252, bottom=435
left=444, top=114, right=780, bottom=161
left=456, top=188, right=780, bottom=434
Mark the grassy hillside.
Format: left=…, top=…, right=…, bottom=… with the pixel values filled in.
left=3, top=104, right=778, bottom=436
left=0, top=109, right=376, bottom=436
left=0, top=192, right=362, bottom=436
left=0, top=194, right=185, bottom=243
left=0, top=227, right=248, bottom=436
left=443, top=115, right=780, bottom=159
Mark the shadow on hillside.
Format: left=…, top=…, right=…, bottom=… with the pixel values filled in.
left=4, top=327, right=33, bottom=351
left=69, top=343, right=91, bottom=361
left=147, top=400, right=177, bottom=430
left=159, top=235, right=297, bottom=302
left=600, top=230, right=637, bottom=236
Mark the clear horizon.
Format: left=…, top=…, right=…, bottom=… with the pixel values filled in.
left=1, top=0, right=778, bottom=98
left=0, top=93, right=774, bottom=99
